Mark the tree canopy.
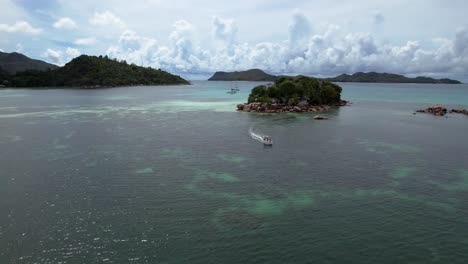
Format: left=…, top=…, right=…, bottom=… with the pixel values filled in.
left=1, top=55, right=189, bottom=88
left=247, top=76, right=343, bottom=105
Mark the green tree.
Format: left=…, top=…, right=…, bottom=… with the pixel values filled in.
left=245, top=76, right=342, bottom=107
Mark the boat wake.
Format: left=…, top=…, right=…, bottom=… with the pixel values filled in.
left=249, top=126, right=271, bottom=144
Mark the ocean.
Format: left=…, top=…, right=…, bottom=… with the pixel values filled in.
left=1, top=81, right=467, bottom=263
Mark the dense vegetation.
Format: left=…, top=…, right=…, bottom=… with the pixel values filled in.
left=209, top=69, right=277, bottom=82
left=326, top=72, right=461, bottom=84
left=0, top=51, right=57, bottom=74
left=247, top=76, right=342, bottom=105
left=0, top=55, right=189, bottom=88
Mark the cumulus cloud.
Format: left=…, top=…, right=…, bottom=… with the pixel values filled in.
left=90, top=11, right=125, bottom=27
left=289, top=12, right=312, bottom=45
left=74, top=37, right=97, bottom=46
left=15, top=43, right=23, bottom=53
left=53, top=17, right=78, bottom=30
left=213, top=16, right=237, bottom=44
left=107, top=30, right=159, bottom=66
left=104, top=13, right=468, bottom=79
left=42, top=47, right=81, bottom=65
left=453, top=27, right=468, bottom=57
left=66, top=47, right=81, bottom=58
left=43, top=48, right=61, bottom=64
left=0, top=21, right=42, bottom=34
left=107, top=20, right=211, bottom=73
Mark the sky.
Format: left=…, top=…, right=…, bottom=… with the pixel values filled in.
left=1, top=0, right=468, bottom=81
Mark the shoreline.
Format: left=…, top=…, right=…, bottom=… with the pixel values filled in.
left=0, top=83, right=191, bottom=90
left=237, top=100, right=348, bottom=113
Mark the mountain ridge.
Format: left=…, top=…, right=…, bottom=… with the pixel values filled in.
left=0, top=51, right=58, bottom=74
left=208, top=69, right=462, bottom=84
left=324, top=72, right=461, bottom=84
left=208, top=69, right=277, bottom=82
left=0, top=54, right=189, bottom=88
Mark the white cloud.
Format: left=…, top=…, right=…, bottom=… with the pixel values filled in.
left=104, top=15, right=468, bottom=79
left=0, top=21, right=42, bottom=34
left=289, top=12, right=312, bottom=45
left=15, top=43, right=23, bottom=53
left=453, top=27, right=468, bottom=57
left=107, top=30, right=159, bottom=66
left=43, top=48, right=62, bottom=64
left=213, top=16, right=237, bottom=44
left=42, top=47, right=82, bottom=65
left=53, top=17, right=78, bottom=30
left=107, top=20, right=210, bottom=73
left=66, top=47, right=81, bottom=58
left=90, top=11, right=125, bottom=27
left=74, top=37, right=97, bottom=46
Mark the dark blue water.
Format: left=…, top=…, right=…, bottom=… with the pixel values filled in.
left=1, top=82, right=467, bottom=263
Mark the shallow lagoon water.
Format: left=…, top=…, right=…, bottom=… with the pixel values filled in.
left=0, top=81, right=468, bottom=263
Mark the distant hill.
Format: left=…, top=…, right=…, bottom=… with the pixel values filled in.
left=1, top=55, right=189, bottom=88
left=0, top=51, right=58, bottom=74
left=325, top=72, right=461, bottom=84
left=208, top=70, right=462, bottom=84
left=208, top=69, right=277, bottom=82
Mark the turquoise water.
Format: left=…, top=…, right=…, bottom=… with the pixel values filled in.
left=0, top=82, right=467, bottom=263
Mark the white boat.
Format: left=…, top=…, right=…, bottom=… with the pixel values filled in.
left=230, top=82, right=240, bottom=92
left=249, top=126, right=273, bottom=146
left=262, top=136, right=273, bottom=146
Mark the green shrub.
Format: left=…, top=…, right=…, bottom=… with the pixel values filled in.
left=287, top=95, right=300, bottom=106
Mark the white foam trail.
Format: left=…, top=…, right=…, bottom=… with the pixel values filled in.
left=249, top=126, right=267, bottom=143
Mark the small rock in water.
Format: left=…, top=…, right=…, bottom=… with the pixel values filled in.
left=416, top=106, right=468, bottom=117
left=314, top=115, right=328, bottom=120
left=416, top=105, right=448, bottom=116
left=450, top=109, right=468, bottom=115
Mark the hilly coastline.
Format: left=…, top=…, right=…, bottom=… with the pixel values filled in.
left=209, top=69, right=461, bottom=84
left=208, top=69, right=277, bottom=82
left=325, top=72, right=461, bottom=84
left=0, top=54, right=189, bottom=88
left=0, top=51, right=58, bottom=74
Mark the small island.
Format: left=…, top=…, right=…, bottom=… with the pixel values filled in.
left=237, top=76, right=347, bottom=113
left=0, top=54, right=189, bottom=88
left=208, top=69, right=277, bottom=82
left=325, top=72, right=461, bottom=84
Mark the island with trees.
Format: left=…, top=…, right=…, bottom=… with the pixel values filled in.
left=324, top=72, right=461, bottom=84
left=0, top=54, right=189, bottom=88
left=209, top=68, right=462, bottom=84
left=237, top=76, right=347, bottom=113
left=208, top=69, right=277, bottom=82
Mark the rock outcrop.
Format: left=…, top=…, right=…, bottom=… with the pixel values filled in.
left=450, top=109, right=468, bottom=115
left=416, top=106, right=448, bottom=116
left=313, top=115, right=329, bottom=120
left=416, top=106, right=468, bottom=116
left=237, top=100, right=347, bottom=113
